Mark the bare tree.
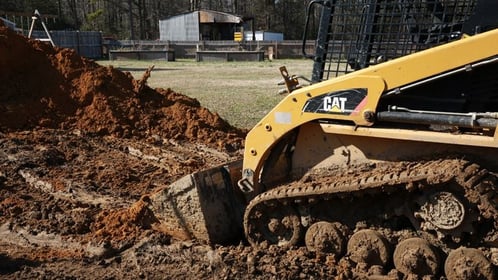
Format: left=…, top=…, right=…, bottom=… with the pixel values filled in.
left=1, top=0, right=312, bottom=40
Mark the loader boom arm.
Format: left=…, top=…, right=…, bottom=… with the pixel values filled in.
left=238, top=29, right=498, bottom=195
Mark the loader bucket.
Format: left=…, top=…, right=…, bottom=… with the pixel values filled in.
left=148, top=160, right=245, bottom=244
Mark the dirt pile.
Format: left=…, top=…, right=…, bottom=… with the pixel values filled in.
left=0, top=21, right=245, bottom=151
left=0, top=20, right=246, bottom=278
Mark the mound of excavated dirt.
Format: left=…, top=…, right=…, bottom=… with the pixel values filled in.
left=0, top=21, right=245, bottom=152
left=0, top=20, right=253, bottom=278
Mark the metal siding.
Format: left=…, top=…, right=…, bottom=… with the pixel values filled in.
left=244, top=31, right=284, bottom=41
left=160, top=12, right=199, bottom=41
left=185, top=12, right=199, bottom=41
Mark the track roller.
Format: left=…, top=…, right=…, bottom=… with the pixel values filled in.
left=444, top=247, right=495, bottom=280
left=305, top=221, right=346, bottom=256
left=347, top=229, right=390, bottom=267
left=245, top=201, right=302, bottom=247
left=393, top=237, right=440, bottom=277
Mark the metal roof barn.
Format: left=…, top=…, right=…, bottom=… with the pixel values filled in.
left=159, top=10, right=243, bottom=41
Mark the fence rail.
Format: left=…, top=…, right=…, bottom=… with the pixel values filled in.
left=25, top=30, right=318, bottom=60
left=111, top=40, right=317, bottom=60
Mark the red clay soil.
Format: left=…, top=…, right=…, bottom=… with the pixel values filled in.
left=0, top=20, right=255, bottom=278
left=0, top=20, right=245, bottom=151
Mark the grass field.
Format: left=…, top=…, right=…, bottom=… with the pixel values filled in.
left=98, top=59, right=313, bottom=129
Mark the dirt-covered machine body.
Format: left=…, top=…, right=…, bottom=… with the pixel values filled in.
left=150, top=0, right=498, bottom=278
left=241, top=28, right=498, bottom=194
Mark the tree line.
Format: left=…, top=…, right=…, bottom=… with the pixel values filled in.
left=0, top=0, right=317, bottom=40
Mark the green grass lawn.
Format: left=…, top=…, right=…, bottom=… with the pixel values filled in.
left=98, top=59, right=313, bottom=129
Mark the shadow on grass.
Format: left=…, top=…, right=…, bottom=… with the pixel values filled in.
left=116, top=67, right=180, bottom=72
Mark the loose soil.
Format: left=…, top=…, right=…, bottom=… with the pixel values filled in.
left=0, top=21, right=356, bottom=279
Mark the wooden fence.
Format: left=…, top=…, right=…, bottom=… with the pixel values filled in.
left=111, top=40, right=317, bottom=60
